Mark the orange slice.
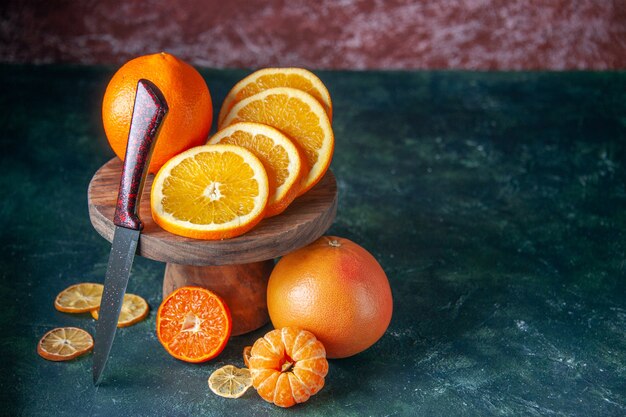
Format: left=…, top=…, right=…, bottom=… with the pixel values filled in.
left=243, top=345, right=252, bottom=368
left=156, top=286, right=232, bottom=363
left=207, top=122, right=303, bottom=217
left=91, top=293, right=149, bottom=328
left=54, top=283, right=103, bottom=313
left=222, top=87, right=334, bottom=196
left=37, top=327, right=94, bottom=361
left=217, top=67, right=332, bottom=129
left=208, top=365, right=253, bottom=398
left=151, top=144, right=269, bottom=240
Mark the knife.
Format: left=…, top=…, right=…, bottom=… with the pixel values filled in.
left=93, top=79, right=168, bottom=384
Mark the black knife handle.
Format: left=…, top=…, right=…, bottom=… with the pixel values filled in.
left=113, top=79, right=168, bottom=231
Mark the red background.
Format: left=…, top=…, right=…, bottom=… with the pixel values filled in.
left=1, top=0, right=624, bottom=69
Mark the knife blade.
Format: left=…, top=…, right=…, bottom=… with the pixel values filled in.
left=93, top=79, right=168, bottom=384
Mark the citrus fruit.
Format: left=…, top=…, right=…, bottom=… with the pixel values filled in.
left=156, top=286, right=231, bottom=363
left=208, top=365, right=253, bottom=398
left=243, top=345, right=252, bottom=368
left=249, top=327, right=328, bottom=408
left=91, top=293, right=149, bottom=328
left=207, top=122, right=303, bottom=217
left=217, top=68, right=332, bottom=128
left=221, top=87, right=334, bottom=196
left=151, top=144, right=269, bottom=240
left=102, top=52, right=212, bottom=174
left=267, top=236, right=393, bottom=358
left=37, top=327, right=94, bottom=361
left=54, top=283, right=103, bottom=313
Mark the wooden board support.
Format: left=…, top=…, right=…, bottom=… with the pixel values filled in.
left=87, top=158, right=338, bottom=335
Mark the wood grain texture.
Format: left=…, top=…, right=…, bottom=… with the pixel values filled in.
left=88, top=158, right=338, bottom=265
left=163, top=261, right=273, bottom=336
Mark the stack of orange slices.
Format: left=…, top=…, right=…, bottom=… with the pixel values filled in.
left=151, top=68, right=335, bottom=240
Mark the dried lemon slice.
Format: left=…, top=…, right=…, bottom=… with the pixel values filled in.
left=37, top=327, right=94, bottom=361
left=91, top=293, right=149, bottom=327
left=208, top=365, right=253, bottom=398
left=54, top=283, right=103, bottom=313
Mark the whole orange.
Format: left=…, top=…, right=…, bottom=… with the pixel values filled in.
left=267, top=236, right=393, bottom=358
left=102, top=52, right=212, bottom=174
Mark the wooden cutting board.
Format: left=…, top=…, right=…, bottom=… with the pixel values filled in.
left=87, top=157, right=338, bottom=266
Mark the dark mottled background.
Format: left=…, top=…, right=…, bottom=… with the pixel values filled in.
left=1, top=0, right=625, bottom=69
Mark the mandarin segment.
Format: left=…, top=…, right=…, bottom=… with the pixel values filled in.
left=156, top=286, right=231, bottom=363
left=208, top=122, right=303, bottom=217
left=254, top=370, right=280, bottom=402
left=243, top=345, right=252, bottom=368
left=221, top=87, right=334, bottom=196
left=217, top=68, right=332, bottom=128
left=249, top=327, right=328, bottom=408
left=273, top=373, right=296, bottom=408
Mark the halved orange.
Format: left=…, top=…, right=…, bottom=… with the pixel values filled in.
left=156, top=286, right=232, bottom=363
left=54, top=283, right=103, bottom=313
left=91, top=293, right=149, bottom=328
left=207, top=122, right=303, bottom=217
left=37, top=327, right=94, bottom=361
left=151, top=144, right=269, bottom=240
left=221, top=87, right=334, bottom=196
left=217, top=67, right=332, bottom=128
left=208, top=365, right=253, bottom=398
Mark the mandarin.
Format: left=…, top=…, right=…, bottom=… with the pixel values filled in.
left=249, top=327, right=328, bottom=408
left=267, top=236, right=393, bottom=358
left=102, top=52, right=212, bottom=174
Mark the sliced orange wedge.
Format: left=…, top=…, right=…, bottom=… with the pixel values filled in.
left=54, top=283, right=103, bottom=313
left=37, top=327, right=94, bottom=361
left=221, top=87, right=334, bottom=196
left=91, top=293, right=149, bottom=327
left=208, top=122, right=303, bottom=217
left=151, top=144, right=269, bottom=240
left=217, top=67, right=332, bottom=128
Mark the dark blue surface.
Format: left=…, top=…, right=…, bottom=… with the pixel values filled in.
left=0, top=66, right=625, bottom=416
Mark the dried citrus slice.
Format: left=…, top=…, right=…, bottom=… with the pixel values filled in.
left=217, top=67, right=332, bottom=128
left=37, top=327, right=94, bottom=361
left=208, top=365, right=253, bottom=398
left=207, top=122, right=303, bottom=217
left=54, top=283, right=103, bottom=313
left=151, top=144, right=269, bottom=240
left=91, top=293, right=149, bottom=327
left=156, top=286, right=232, bottom=363
left=243, top=345, right=252, bottom=368
left=221, top=87, right=334, bottom=196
